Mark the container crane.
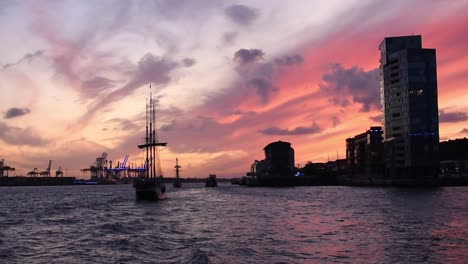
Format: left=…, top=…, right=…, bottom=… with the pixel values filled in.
left=40, top=160, right=52, bottom=177
left=55, top=166, right=64, bottom=177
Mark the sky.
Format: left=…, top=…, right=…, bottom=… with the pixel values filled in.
left=1, top=0, right=468, bottom=178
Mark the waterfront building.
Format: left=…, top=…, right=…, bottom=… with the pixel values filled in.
left=248, top=141, right=295, bottom=186
left=439, top=138, right=468, bottom=178
left=346, top=127, right=384, bottom=178
left=263, top=141, right=295, bottom=175
left=379, top=35, right=439, bottom=178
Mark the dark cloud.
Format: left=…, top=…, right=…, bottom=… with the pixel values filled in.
left=2, top=50, right=44, bottom=70
left=4, top=107, right=31, bottom=119
left=320, top=64, right=380, bottom=112
left=0, top=122, right=49, bottom=146
left=81, top=77, right=116, bottom=98
left=460, top=128, right=468, bottom=134
left=248, top=78, right=277, bottom=104
left=369, top=114, right=383, bottom=123
left=221, top=32, right=238, bottom=46
left=225, top=4, right=259, bottom=26
left=234, top=49, right=264, bottom=64
left=182, top=58, right=196, bottom=67
left=132, top=53, right=178, bottom=86
left=223, top=49, right=285, bottom=106
left=274, top=54, right=304, bottom=66
left=238, top=62, right=278, bottom=105
left=439, top=110, right=468, bottom=123
left=256, top=62, right=275, bottom=77
left=76, top=53, right=180, bottom=128
left=260, top=123, right=321, bottom=135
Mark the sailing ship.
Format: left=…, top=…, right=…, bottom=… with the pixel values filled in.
left=133, top=87, right=167, bottom=201
left=173, top=158, right=182, bottom=188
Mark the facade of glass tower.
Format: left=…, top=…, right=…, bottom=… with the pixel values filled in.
left=379, top=35, right=439, bottom=178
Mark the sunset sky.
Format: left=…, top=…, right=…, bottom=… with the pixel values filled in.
left=1, top=0, right=468, bottom=178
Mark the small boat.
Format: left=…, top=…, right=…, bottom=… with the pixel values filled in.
left=133, top=87, right=167, bottom=201
left=173, top=158, right=182, bottom=188
left=205, top=174, right=218, bottom=187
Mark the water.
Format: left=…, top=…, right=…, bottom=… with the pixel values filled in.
left=1, top=184, right=467, bottom=263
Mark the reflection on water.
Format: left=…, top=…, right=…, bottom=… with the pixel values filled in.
left=0, top=184, right=467, bottom=263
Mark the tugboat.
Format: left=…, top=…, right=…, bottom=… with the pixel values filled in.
left=133, top=87, right=167, bottom=201
left=173, top=158, right=182, bottom=188
left=205, top=174, right=218, bottom=187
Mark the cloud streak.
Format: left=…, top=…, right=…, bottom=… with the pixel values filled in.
left=0, top=122, right=48, bottom=146
left=439, top=110, right=468, bottom=123
left=81, top=77, right=117, bottom=98
left=274, top=54, right=304, bottom=66
left=76, top=53, right=180, bottom=127
left=4, top=107, right=31, bottom=119
left=2, top=50, right=44, bottom=70
left=369, top=114, right=382, bottom=123
left=106, top=118, right=139, bottom=131
left=260, top=123, right=321, bottom=135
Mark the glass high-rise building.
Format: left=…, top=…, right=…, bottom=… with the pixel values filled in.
left=379, top=35, right=439, bottom=178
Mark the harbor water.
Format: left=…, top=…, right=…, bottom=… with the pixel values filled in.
left=1, top=184, right=467, bottom=263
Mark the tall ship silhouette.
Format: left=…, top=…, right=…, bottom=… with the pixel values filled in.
left=133, top=87, right=167, bottom=201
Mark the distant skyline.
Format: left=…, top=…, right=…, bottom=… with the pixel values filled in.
left=1, top=1, right=468, bottom=177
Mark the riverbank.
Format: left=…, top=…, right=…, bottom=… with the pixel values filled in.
left=0, top=176, right=76, bottom=186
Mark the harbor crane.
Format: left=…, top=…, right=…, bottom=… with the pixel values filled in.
left=0, top=159, right=15, bottom=177
left=27, top=168, right=39, bottom=177
left=55, top=166, right=64, bottom=177
left=39, top=160, right=52, bottom=177
left=81, top=152, right=108, bottom=179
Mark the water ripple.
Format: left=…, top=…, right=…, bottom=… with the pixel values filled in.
left=0, top=184, right=467, bottom=263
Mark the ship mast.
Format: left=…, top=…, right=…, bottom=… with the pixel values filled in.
left=145, top=98, right=149, bottom=178
left=138, top=85, right=167, bottom=178
left=152, top=91, right=156, bottom=179
left=175, top=158, right=181, bottom=179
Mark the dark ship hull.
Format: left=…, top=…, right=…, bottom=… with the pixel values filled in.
left=205, top=174, right=218, bottom=187
left=205, top=182, right=217, bottom=187
left=133, top=178, right=166, bottom=201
